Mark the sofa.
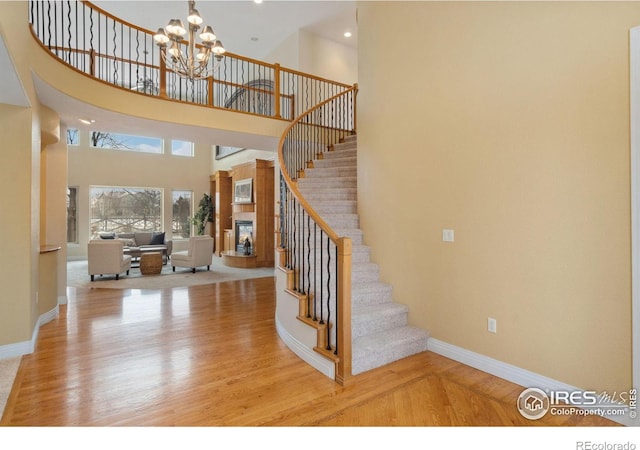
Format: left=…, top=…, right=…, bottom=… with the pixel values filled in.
left=98, top=231, right=172, bottom=263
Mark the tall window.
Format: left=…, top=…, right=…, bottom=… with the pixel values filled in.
left=90, top=187, right=162, bottom=236
left=66, top=187, right=78, bottom=243
left=90, top=131, right=163, bottom=154
left=66, top=129, right=79, bottom=145
left=171, top=140, right=194, bottom=157
left=172, top=190, right=192, bottom=239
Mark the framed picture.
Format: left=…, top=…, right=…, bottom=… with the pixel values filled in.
left=234, top=178, right=253, bottom=204
left=215, top=145, right=245, bottom=160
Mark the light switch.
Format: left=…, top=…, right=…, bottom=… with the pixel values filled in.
left=442, top=229, right=454, bottom=242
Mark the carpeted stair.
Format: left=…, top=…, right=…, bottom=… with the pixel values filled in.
left=296, top=135, right=429, bottom=375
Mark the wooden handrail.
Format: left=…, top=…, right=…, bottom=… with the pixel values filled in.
left=277, top=86, right=358, bottom=243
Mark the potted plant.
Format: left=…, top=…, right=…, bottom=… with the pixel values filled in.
left=192, top=193, right=214, bottom=235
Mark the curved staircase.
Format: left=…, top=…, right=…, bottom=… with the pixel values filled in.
left=297, top=135, right=429, bottom=375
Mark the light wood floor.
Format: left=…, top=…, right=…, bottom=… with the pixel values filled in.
left=1, top=277, right=619, bottom=427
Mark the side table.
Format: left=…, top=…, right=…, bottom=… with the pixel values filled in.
left=140, top=252, right=163, bottom=275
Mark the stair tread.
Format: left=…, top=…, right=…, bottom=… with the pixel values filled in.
left=352, top=302, right=408, bottom=317
left=351, top=261, right=378, bottom=272
left=352, top=280, right=391, bottom=292
left=354, top=326, right=429, bottom=348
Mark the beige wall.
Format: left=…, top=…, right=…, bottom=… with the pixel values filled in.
left=67, top=130, right=212, bottom=259
left=357, top=1, right=637, bottom=392
left=0, top=1, right=51, bottom=348
left=299, top=30, right=358, bottom=85
left=0, top=104, right=37, bottom=346
left=265, top=29, right=357, bottom=85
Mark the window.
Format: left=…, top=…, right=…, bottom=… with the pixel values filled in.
left=171, top=140, right=194, bottom=157
left=66, top=187, right=78, bottom=243
left=90, top=187, right=162, bottom=236
left=66, top=129, right=79, bottom=145
left=90, top=131, right=163, bottom=154
left=172, top=190, right=192, bottom=239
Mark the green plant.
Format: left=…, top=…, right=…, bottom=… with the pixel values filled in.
left=191, top=193, right=214, bottom=235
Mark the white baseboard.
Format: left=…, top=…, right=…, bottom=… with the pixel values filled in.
left=0, top=305, right=59, bottom=360
left=275, top=317, right=335, bottom=380
left=427, top=338, right=637, bottom=427
left=58, top=294, right=68, bottom=305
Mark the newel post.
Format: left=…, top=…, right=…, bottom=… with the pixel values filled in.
left=159, top=56, right=167, bottom=99
left=335, top=236, right=352, bottom=385
left=352, top=83, right=359, bottom=135
left=208, top=75, right=214, bottom=107
left=274, top=63, right=282, bottom=119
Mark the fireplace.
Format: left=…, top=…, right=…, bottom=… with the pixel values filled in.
left=235, top=220, right=253, bottom=254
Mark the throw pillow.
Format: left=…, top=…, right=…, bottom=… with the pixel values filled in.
left=119, top=238, right=136, bottom=247
left=99, top=232, right=115, bottom=239
left=150, top=231, right=165, bottom=245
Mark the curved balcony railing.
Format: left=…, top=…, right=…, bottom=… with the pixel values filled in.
left=278, top=86, right=358, bottom=384
left=28, top=0, right=354, bottom=121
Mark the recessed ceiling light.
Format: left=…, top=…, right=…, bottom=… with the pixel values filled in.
left=79, top=119, right=95, bottom=125
left=254, top=0, right=263, bottom=4
left=344, top=32, right=352, bottom=38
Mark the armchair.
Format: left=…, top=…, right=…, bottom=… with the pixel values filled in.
left=171, top=236, right=214, bottom=273
left=88, top=239, right=132, bottom=281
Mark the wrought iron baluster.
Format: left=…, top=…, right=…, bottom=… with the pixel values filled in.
left=313, top=221, right=317, bottom=321
left=326, top=236, right=332, bottom=350
left=319, top=229, right=324, bottom=325
left=66, top=0, right=71, bottom=63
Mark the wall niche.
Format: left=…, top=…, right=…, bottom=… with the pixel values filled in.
left=211, top=159, right=275, bottom=268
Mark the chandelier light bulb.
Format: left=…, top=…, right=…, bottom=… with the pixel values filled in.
left=168, top=42, right=181, bottom=58
left=212, top=40, right=225, bottom=56
left=166, top=19, right=186, bottom=36
left=153, top=28, right=170, bottom=44
left=187, top=9, right=203, bottom=25
left=200, top=25, right=216, bottom=42
left=196, top=48, right=208, bottom=62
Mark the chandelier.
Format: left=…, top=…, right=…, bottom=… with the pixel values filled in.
left=153, top=0, right=225, bottom=80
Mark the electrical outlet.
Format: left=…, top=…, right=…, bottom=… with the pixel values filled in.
left=488, top=317, right=497, bottom=333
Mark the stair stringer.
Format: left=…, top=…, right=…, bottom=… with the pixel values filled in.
left=274, top=266, right=336, bottom=379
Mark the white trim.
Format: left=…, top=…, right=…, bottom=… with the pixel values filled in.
left=58, top=295, right=68, bottom=305
left=275, top=316, right=335, bottom=380
left=428, top=338, right=637, bottom=427
left=630, top=25, right=640, bottom=424
left=0, top=305, right=59, bottom=360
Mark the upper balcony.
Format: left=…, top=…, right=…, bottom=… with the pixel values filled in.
left=25, top=0, right=356, bottom=149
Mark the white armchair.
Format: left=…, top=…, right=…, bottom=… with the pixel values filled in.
left=171, top=236, right=214, bottom=273
left=88, top=239, right=132, bottom=281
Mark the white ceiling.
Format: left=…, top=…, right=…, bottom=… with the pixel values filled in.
left=3, top=0, right=358, bottom=147
left=92, top=0, right=357, bottom=61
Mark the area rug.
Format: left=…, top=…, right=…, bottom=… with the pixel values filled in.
left=0, top=357, right=20, bottom=420
left=67, top=257, right=275, bottom=290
